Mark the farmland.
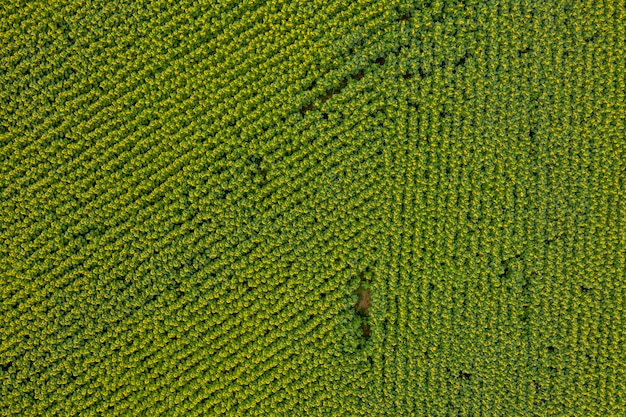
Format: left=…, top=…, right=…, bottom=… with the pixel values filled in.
left=1, top=0, right=624, bottom=415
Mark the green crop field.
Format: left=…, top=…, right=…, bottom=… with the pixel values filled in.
left=1, top=0, right=624, bottom=415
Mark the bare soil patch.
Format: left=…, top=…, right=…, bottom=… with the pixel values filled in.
left=355, top=288, right=371, bottom=317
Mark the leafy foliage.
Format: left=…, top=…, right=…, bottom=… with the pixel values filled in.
left=1, top=0, right=624, bottom=416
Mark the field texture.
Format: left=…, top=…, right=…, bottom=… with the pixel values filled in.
left=1, top=0, right=625, bottom=416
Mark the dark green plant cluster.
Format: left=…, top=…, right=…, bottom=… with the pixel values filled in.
left=1, top=0, right=624, bottom=416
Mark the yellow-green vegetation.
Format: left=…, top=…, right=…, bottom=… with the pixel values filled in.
left=1, top=0, right=624, bottom=415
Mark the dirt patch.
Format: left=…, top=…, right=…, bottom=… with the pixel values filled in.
left=319, top=79, right=348, bottom=103
left=361, top=323, right=371, bottom=338
left=354, top=271, right=372, bottom=338
left=299, top=103, right=313, bottom=114
left=355, top=288, right=371, bottom=317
